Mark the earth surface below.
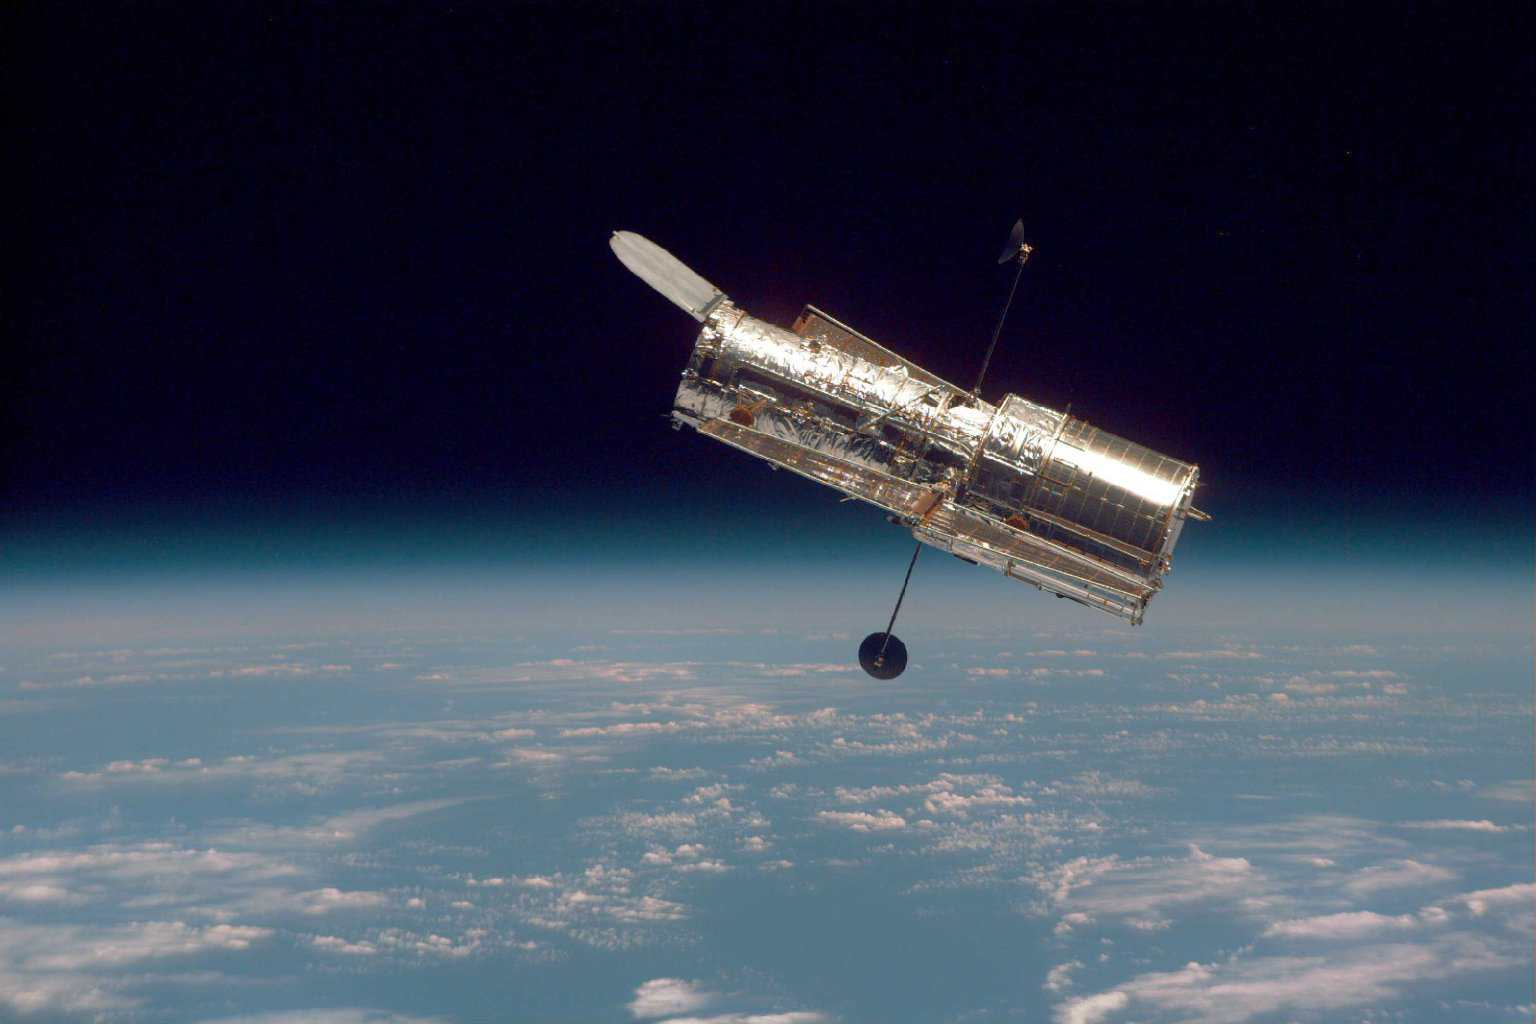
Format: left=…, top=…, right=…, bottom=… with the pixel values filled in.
left=2, top=569, right=1532, bottom=1024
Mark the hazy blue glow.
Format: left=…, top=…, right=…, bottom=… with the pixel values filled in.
left=1, top=524, right=1531, bottom=1023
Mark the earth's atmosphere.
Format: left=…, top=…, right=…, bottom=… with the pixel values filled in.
left=2, top=552, right=1532, bottom=1024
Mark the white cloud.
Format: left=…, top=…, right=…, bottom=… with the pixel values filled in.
left=296, top=887, right=389, bottom=914
left=1057, top=931, right=1524, bottom=1024
left=0, top=882, right=81, bottom=905
left=562, top=721, right=707, bottom=738
left=1042, top=845, right=1261, bottom=921
left=310, top=935, right=380, bottom=955
left=487, top=659, right=702, bottom=685
left=1189, top=814, right=1399, bottom=858
left=657, top=1015, right=832, bottom=1024
left=831, top=774, right=1032, bottom=819
left=1397, top=819, right=1520, bottom=833
left=198, top=1011, right=449, bottom=1024
left=629, top=978, right=715, bottom=1018
left=1458, top=882, right=1535, bottom=922
left=209, top=663, right=353, bottom=679
left=675, top=860, right=730, bottom=874
left=814, top=810, right=906, bottom=832
left=1478, top=780, right=1534, bottom=803
left=1262, top=911, right=1418, bottom=940
left=58, top=749, right=390, bottom=791
left=746, top=664, right=855, bottom=678
left=1054, top=912, right=1093, bottom=935
left=23, top=922, right=270, bottom=969
left=206, top=798, right=479, bottom=849
left=922, top=786, right=1031, bottom=816
left=500, top=862, right=689, bottom=950
left=1342, top=859, right=1456, bottom=897
left=1053, top=990, right=1127, bottom=1024
left=0, top=919, right=273, bottom=1016
left=625, top=978, right=833, bottom=1024
left=0, top=843, right=302, bottom=901
left=1045, top=960, right=1084, bottom=992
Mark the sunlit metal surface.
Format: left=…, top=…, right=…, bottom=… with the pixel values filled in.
left=610, top=231, right=724, bottom=321
left=614, top=232, right=1202, bottom=625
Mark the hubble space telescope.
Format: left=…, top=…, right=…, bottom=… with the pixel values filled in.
left=611, top=224, right=1206, bottom=679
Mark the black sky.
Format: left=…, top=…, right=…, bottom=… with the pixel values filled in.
left=10, top=3, right=1534, bottom=538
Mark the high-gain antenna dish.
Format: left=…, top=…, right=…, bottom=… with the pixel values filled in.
left=996, top=218, right=1030, bottom=264
left=972, top=218, right=1034, bottom=396
left=858, top=631, right=908, bottom=680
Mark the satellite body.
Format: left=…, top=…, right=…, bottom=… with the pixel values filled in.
left=613, top=231, right=1202, bottom=626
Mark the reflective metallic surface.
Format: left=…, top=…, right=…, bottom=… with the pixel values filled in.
left=614, top=232, right=1203, bottom=625
left=610, top=231, right=724, bottom=321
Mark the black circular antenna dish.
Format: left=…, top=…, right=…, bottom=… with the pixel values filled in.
left=859, top=632, right=908, bottom=680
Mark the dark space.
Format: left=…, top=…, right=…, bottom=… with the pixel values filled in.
left=9, top=3, right=1533, bottom=558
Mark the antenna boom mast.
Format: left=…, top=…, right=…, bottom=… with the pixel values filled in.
left=972, top=218, right=1033, bottom=396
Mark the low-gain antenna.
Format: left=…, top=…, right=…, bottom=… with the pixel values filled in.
left=859, top=540, right=921, bottom=680
left=861, top=219, right=1034, bottom=680
left=972, top=218, right=1033, bottom=396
